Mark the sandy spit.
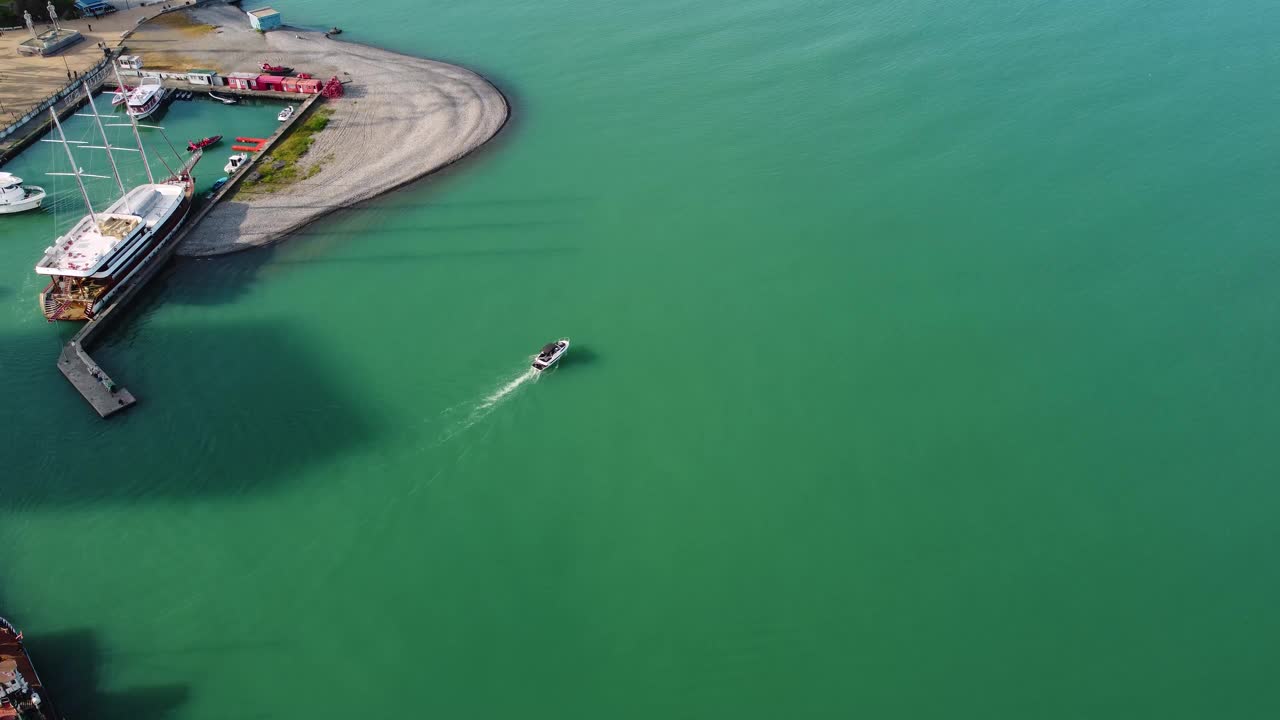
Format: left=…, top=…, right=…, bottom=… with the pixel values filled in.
left=142, top=4, right=509, bottom=256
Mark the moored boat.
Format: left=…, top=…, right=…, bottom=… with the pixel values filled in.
left=260, top=61, right=293, bottom=74
left=110, top=89, right=127, bottom=106
left=35, top=79, right=199, bottom=322
left=126, top=77, right=170, bottom=119
left=224, top=153, right=247, bottom=174
left=0, top=173, right=45, bottom=215
left=532, top=339, right=570, bottom=371
left=208, top=92, right=238, bottom=105
left=205, top=176, right=229, bottom=199
left=277, top=105, right=295, bottom=122
left=0, top=616, right=59, bottom=720
left=188, top=135, right=223, bottom=152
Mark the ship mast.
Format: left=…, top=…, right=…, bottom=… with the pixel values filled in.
left=48, top=108, right=97, bottom=225
left=112, top=64, right=154, bottom=184
left=81, top=81, right=125, bottom=196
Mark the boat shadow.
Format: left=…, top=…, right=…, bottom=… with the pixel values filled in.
left=23, top=627, right=189, bottom=720
left=558, top=343, right=600, bottom=369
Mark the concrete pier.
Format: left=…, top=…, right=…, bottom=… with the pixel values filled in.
left=59, top=343, right=136, bottom=418
left=55, top=86, right=321, bottom=418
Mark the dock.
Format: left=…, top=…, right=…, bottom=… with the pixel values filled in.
left=56, top=86, right=322, bottom=418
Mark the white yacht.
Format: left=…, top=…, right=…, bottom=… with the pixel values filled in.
left=34, top=80, right=198, bottom=321
left=224, top=153, right=248, bottom=174
left=125, top=77, right=170, bottom=119
left=0, top=172, right=46, bottom=214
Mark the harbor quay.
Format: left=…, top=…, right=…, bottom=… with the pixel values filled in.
left=9, top=0, right=507, bottom=417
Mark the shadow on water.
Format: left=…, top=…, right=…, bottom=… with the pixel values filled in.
left=161, top=239, right=578, bottom=309
left=23, top=627, right=189, bottom=720
left=0, top=319, right=381, bottom=508
left=559, top=344, right=600, bottom=369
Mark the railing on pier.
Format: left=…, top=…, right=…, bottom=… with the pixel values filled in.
left=0, top=56, right=114, bottom=141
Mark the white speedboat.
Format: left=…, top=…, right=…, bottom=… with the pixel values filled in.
left=110, top=89, right=127, bottom=106
left=224, top=153, right=248, bottom=174
left=277, top=105, right=295, bottom=122
left=532, top=339, right=570, bottom=371
left=0, top=172, right=46, bottom=214
left=208, top=92, right=238, bottom=105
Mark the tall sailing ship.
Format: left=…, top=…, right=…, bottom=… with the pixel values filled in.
left=0, top=616, right=58, bottom=720
left=36, top=80, right=199, bottom=322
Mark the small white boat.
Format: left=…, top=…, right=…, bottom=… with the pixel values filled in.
left=224, top=153, right=248, bottom=174
left=277, top=105, right=295, bottom=122
left=532, top=339, right=570, bottom=371
left=208, top=92, right=238, bottom=105
left=0, top=172, right=46, bottom=214
left=110, top=89, right=127, bottom=106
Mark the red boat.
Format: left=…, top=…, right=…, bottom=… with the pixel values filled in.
left=187, top=135, right=222, bottom=152
left=260, top=62, right=293, bottom=74
left=1, top=616, right=59, bottom=720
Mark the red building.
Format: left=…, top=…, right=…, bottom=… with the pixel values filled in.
left=225, top=72, right=259, bottom=90
left=256, top=74, right=286, bottom=91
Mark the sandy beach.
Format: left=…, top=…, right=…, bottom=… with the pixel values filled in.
left=118, top=3, right=508, bottom=256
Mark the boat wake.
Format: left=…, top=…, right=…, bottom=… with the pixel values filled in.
left=436, top=368, right=538, bottom=444
left=478, top=368, right=538, bottom=411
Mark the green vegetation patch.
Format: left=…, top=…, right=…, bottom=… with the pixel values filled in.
left=233, top=106, right=334, bottom=198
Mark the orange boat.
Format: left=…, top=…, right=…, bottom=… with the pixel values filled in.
left=0, top=616, right=58, bottom=720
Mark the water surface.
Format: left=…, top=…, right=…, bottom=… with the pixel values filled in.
left=2, top=0, right=1278, bottom=717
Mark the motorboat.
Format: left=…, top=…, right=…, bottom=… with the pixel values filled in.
left=205, top=176, right=229, bottom=199
left=277, top=105, right=295, bottom=122
left=0, top=172, right=46, bottom=214
left=260, top=62, right=293, bottom=74
left=531, top=339, right=570, bottom=371
left=125, top=77, right=170, bottom=119
left=208, top=92, right=238, bottom=105
left=224, top=153, right=248, bottom=174
left=110, top=89, right=127, bottom=106
left=188, top=135, right=222, bottom=152
left=328, top=27, right=342, bottom=35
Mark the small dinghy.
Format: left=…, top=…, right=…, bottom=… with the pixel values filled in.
left=205, top=176, right=229, bottom=199
left=532, top=339, right=570, bottom=371
left=188, top=135, right=222, bottom=152
left=277, top=105, right=295, bottom=122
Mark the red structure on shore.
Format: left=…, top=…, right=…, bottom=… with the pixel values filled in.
left=322, top=76, right=345, bottom=98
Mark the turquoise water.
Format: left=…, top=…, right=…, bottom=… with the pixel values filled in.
left=3, top=0, right=1280, bottom=717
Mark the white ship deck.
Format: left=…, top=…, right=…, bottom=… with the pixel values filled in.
left=36, top=184, right=184, bottom=277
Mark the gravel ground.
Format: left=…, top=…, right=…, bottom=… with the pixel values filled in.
left=142, top=4, right=508, bottom=256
